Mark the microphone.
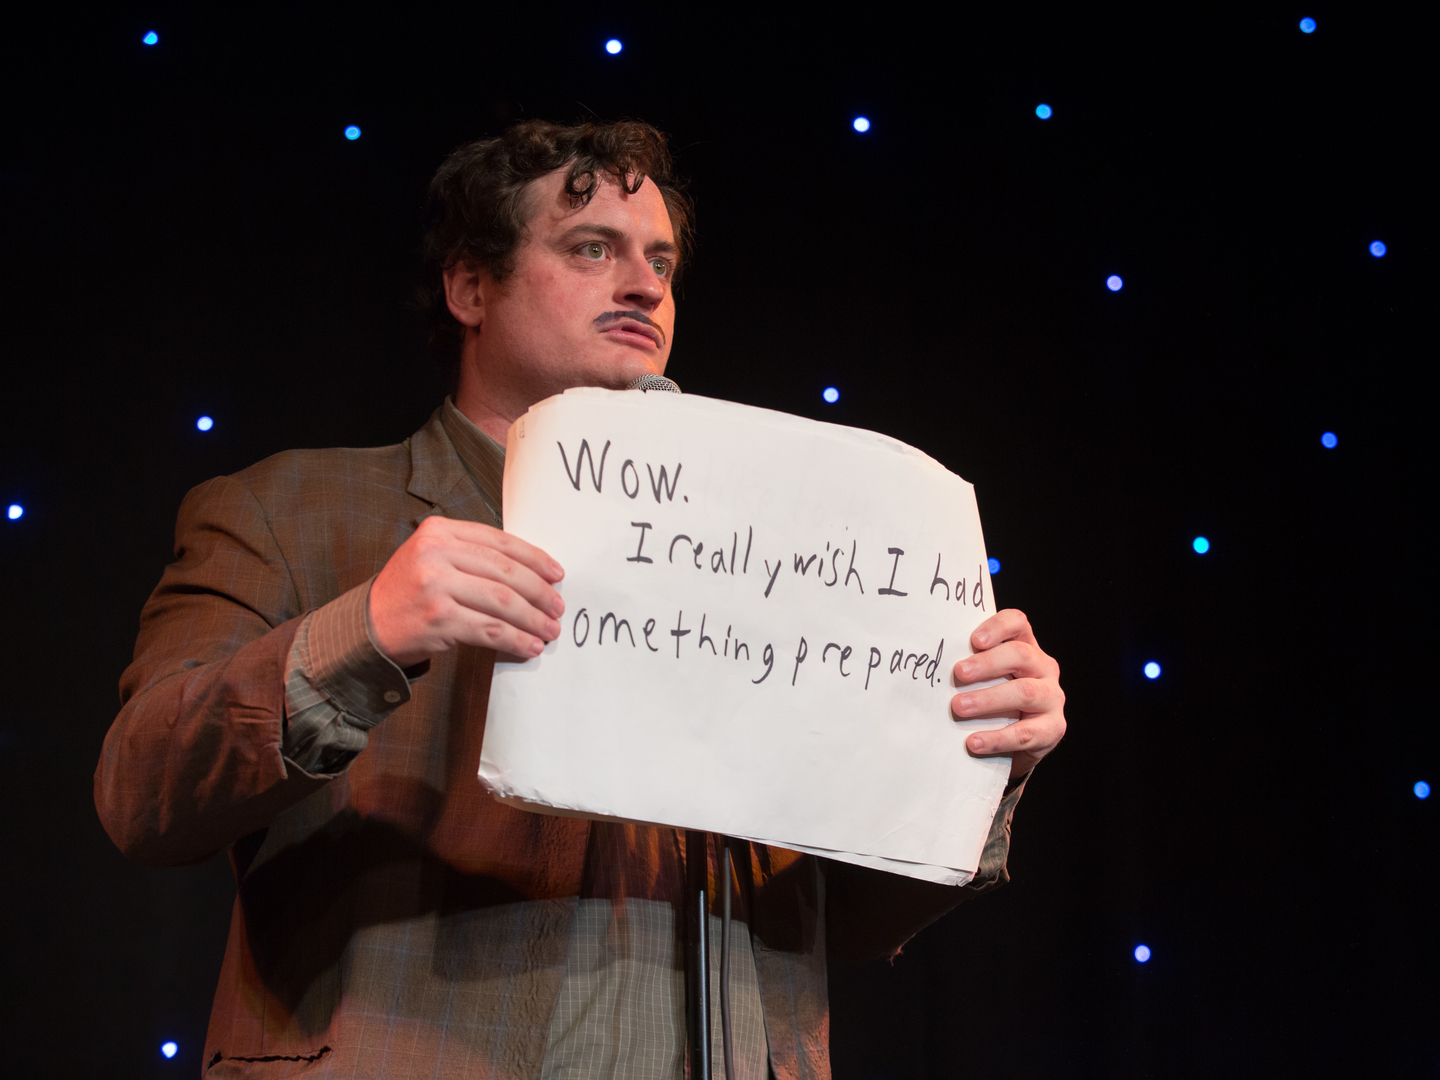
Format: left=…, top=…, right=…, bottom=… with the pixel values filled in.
left=626, top=373, right=681, bottom=394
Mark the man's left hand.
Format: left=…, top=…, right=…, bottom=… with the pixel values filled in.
left=952, top=609, right=1066, bottom=779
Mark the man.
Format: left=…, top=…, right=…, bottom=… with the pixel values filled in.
left=96, top=120, right=1066, bottom=1079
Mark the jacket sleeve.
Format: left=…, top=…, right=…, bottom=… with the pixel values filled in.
left=281, top=576, right=426, bottom=774
left=94, top=474, right=333, bottom=866
left=823, top=770, right=1029, bottom=961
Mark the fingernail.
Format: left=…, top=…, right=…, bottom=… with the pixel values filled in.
left=974, top=632, right=990, bottom=647
left=970, top=735, right=985, bottom=751
left=550, top=561, right=564, bottom=579
left=529, top=638, right=545, bottom=656
left=551, top=596, right=566, bottom=617
left=957, top=694, right=975, bottom=714
left=958, top=659, right=975, bottom=677
left=545, top=619, right=561, bottom=639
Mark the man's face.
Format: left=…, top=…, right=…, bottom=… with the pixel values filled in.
left=452, top=166, right=679, bottom=419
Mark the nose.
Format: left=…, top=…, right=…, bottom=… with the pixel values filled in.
left=614, top=250, right=665, bottom=312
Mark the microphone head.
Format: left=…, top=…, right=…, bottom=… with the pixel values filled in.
left=626, top=373, right=681, bottom=394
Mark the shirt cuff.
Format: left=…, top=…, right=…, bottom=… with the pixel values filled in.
left=968, top=768, right=1031, bottom=890
left=306, top=576, right=422, bottom=728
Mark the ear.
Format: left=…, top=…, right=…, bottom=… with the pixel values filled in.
left=443, top=259, right=487, bottom=329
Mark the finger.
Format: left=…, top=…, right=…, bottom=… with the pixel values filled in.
left=954, top=639, right=1056, bottom=685
left=442, top=518, right=565, bottom=583
left=970, top=608, right=1036, bottom=652
left=442, top=604, right=553, bottom=658
left=966, top=714, right=1066, bottom=758
left=952, top=677, right=1064, bottom=719
left=447, top=542, right=566, bottom=621
left=444, top=571, right=563, bottom=643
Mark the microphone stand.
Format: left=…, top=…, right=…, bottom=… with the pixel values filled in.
left=685, top=830, right=736, bottom=1080
left=685, top=830, right=711, bottom=1080
left=719, top=837, right=735, bottom=1080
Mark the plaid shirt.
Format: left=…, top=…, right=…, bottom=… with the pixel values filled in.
left=96, top=400, right=1026, bottom=1078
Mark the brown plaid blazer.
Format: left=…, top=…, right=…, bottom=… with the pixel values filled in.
left=95, top=408, right=1015, bottom=1079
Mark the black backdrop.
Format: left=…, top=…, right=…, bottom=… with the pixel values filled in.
left=1, top=4, right=1434, bottom=1076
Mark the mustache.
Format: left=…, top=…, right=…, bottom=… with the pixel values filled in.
left=593, top=309, right=666, bottom=346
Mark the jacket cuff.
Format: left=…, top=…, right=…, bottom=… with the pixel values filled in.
left=967, top=767, right=1031, bottom=892
left=306, top=577, right=422, bottom=727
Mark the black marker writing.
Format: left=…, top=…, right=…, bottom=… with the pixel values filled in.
left=558, top=439, right=610, bottom=492
left=647, top=462, right=682, bottom=502
left=628, top=522, right=654, bottom=563
left=878, top=547, right=908, bottom=596
left=930, top=554, right=949, bottom=600
left=670, top=609, right=691, bottom=658
left=598, top=612, right=635, bottom=647
left=844, top=540, right=864, bottom=593
left=791, top=636, right=809, bottom=686
left=753, top=644, right=774, bottom=684
left=763, top=558, right=782, bottom=598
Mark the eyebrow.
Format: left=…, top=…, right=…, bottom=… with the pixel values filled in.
left=555, top=223, right=679, bottom=259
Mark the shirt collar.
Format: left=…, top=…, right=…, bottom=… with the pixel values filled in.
left=439, top=396, right=506, bottom=526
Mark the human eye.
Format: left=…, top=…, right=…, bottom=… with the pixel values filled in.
left=650, top=257, right=671, bottom=277
left=578, top=241, right=606, bottom=260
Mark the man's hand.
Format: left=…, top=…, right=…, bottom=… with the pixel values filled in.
left=368, top=516, right=565, bottom=668
left=952, top=609, right=1066, bottom=779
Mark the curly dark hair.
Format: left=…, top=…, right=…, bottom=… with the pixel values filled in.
left=420, top=119, right=694, bottom=382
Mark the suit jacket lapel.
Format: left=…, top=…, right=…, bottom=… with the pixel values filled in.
left=404, top=408, right=500, bottom=528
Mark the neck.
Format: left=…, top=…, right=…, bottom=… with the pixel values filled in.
left=453, top=344, right=549, bottom=443
left=452, top=380, right=519, bottom=444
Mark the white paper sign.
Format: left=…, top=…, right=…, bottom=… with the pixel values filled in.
left=479, top=389, right=1014, bottom=883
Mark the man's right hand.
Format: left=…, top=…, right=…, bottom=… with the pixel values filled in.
left=367, top=516, right=565, bottom=667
